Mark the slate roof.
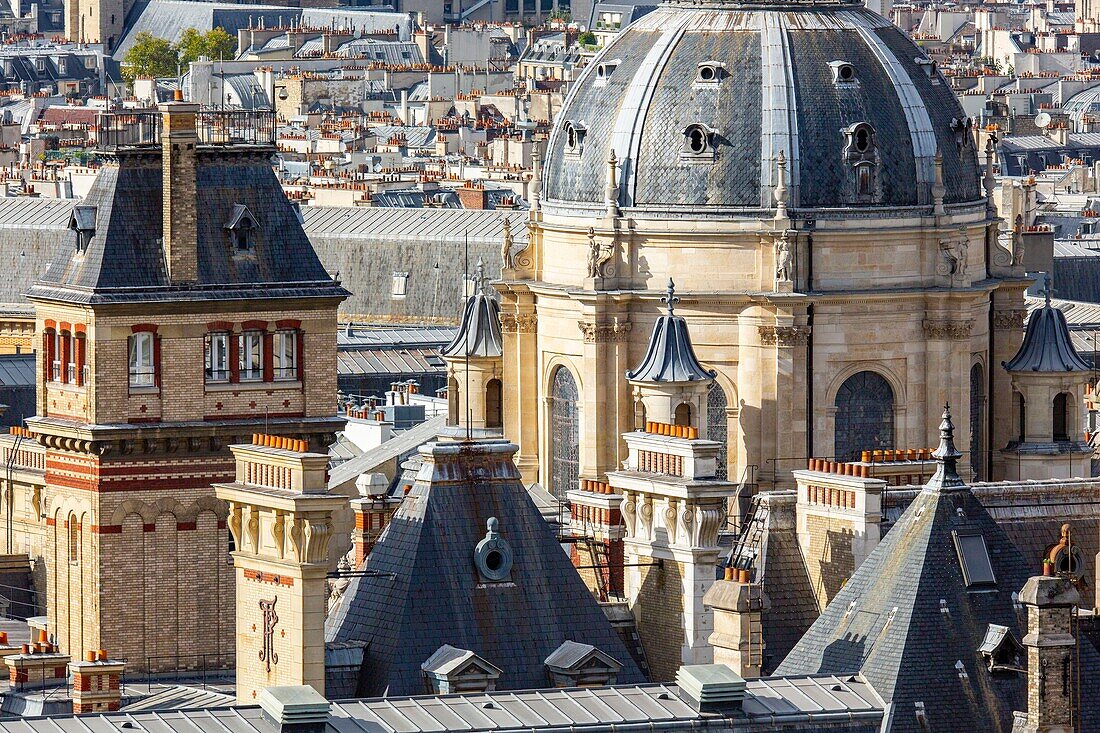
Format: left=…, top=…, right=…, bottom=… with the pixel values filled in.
left=543, top=3, right=981, bottom=213
left=441, top=269, right=503, bottom=359
left=775, top=408, right=1037, bottom=733
left=27, top=150, right=348, bottom=305
left=325, top=438, right=646, bottom=697
left=1004, top=296, right=1091, bottom=372
left=626, top=280, right=714, bottom=383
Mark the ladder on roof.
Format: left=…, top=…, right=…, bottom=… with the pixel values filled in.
left=585, top=536, right=610, bottom=602
left=728, top=494, right=767, bottom=573
left=745, top=588, right=766, bottom=673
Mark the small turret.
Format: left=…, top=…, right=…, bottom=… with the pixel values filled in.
left=441, top=260, right=504, bottom=432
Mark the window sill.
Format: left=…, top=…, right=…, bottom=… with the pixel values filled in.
left=205, top=381, right=302, bottom=393
left=129, top=386, right=160, bottom=395
left=48, top=381, right=86, bottom=393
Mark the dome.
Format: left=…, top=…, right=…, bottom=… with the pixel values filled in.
left=543, top=0, right=982, bottom=214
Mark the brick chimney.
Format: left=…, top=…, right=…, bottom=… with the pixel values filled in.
left=159, top=92, right=199, bottom=284
left=456, top=181, right=488, bottom=210
left=1016, top=575, right=1080, bottom=733
left=70, top=651, right=125, bottom=714
left=6, top=641, right=70, bottom=691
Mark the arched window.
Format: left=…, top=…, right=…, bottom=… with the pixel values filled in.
left=68, top=515, right=79, bottom=564
left=485, top=379, right=502, bottom=429
left=707, top=383, right=729, bottom=480
left=1014, top=391, right=1026, bottom=442
left=833, top=371, right=894, bottom=461
left=970, top=364, right=985, bottom=480
left=674, top=403, right=692, bottom=427
left=1054, top=392, right=1071, bottom=441
left=447, top=376, right=459, bottom=427
left=549, top=367, right=580, bottom=500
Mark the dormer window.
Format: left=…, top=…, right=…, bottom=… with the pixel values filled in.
left=565, top=121, right=586, bottom=155
left=69, top=205, right=96, bottom=254
left=224, top=204, right=258, bottom=252
left=681, top=123, right=717, bottom=161
left=392, top=271, right=409, bottom=298
left=843, top=123, right=878, bottom=202
left=594, top=60, right=619, bottom=86
left=915, top=56, right=937, bottom=78
left=695, top=62, right=725, bottom=85
left=829, top=61, right=857, bottom=85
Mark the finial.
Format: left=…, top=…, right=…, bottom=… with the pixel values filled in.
left=774, top=151, right=788, bottom=219
left=474, top=257, right=485, bottom=294
left=928, top=402, right=965, bottom=491
left=605, top=149, right=620, bottom=217
left=1043, top=272, right=1052, bottom=306
left=662, top=278, right=679, bottom=316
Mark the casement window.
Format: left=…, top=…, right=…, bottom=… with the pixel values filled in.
left=239, top=331, right=264, bottom=382
left=128, top=332, right=156, bottom=387
left=205, top=332, right=231, bottom=383
left=51, top=330, right=62, bottom=382
left=273, top=330, right=298, bottom=380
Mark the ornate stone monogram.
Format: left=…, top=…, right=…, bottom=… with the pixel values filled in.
left=578, top=321, right=632, bottom=343
left=758, top=325, right=810, bottom=346
left=922, top=319, right=973, bottom=340
left=258, top=596, right=279, bottom=673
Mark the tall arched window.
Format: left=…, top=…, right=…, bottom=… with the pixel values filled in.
left=833, top=371, right=894, bottom=461
left=970, top=364, right=985, bottom=480
left=707, top=383, right=728, bottom=480
left=1054, top=392, right=1071, bottom=441
left=485, top=379, right=502, bottom=429
left=549, top=367, right=580, bottom=500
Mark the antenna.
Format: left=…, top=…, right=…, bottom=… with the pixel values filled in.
left=464, top=229, right=471, bottom=441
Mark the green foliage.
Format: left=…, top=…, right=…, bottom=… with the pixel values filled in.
left=577, top=31, right=597, bottom=47
left=121, top=31, right=178, bottom=82
left=176, top=27, right=236, bottom=64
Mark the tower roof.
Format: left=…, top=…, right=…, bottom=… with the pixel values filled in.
left=1004, top=292, right=1090, bottom=373
left=774, top=406, right=1031, bottom=732
left=28, top=150, right=347, bottom=306
left=324, top=439, right=645, bottom=697
left=626, top=280, right=714, bottom=383
left=441, top=260, right=503, bottom=359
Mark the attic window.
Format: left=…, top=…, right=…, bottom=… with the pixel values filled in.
left=595, top=60, right=619, bottom=83
left=681, top=123, right=717, bottom=161
left=69, top=205, right=96, bottom=254
left=234, top=217, right=254, bottom=250
left=224, top=204, right=258, bottom=252
left=695, top=62, right=725, bottom=84
left=392, top=272, right=409, bottom=298
left=565, top=122, right=586, bottom=155
left=829, top=61, right=856, bottom=84
left=953, top=531, right=997, bottom=588
left=474, top=516, right=513, bottom=583
left=978, top=624, right=1024, bottom=674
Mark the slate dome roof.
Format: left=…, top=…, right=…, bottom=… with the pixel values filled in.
left=543, top=0, right=982, bottom=213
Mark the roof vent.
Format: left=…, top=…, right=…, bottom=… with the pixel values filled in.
left=675, top=664, right=746, bottom=714
left=257, top=686, right=331, bottom=733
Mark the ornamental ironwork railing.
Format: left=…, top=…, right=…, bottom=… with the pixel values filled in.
left=94, top=109, right=276, bottom=150
left=94, top=111, right=160, bottom=150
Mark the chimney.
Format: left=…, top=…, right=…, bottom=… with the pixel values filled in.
left=674, top=664, right=746, bottom=714
left=351, top=472, right=397, bottom=566
left=1017, top=576, right=1080, bottom=733
left=159, top=92, right=200, bottom=283
left=257, top=686, right=331, bottom=733
left=703, top=569, right=769, bottom=678
left=69, top=651, right=125, bottom=714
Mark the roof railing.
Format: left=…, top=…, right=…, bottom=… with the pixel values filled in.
left=94, top=110, right=160, bottom=150
left=94, top=108, right=277, bottom=150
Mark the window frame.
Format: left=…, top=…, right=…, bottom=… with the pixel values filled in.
left=238, top=330, right=264, bottom=382
left=273, top=330, right=298, bottom=381
left=952, top=530, right=997, bottom=588
left=128, top=331, right=155, bottom=388
left=205, top=331, right=231, bottom=383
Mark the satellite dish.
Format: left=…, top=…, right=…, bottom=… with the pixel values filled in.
left=1035, top=111, right=1052, bottom=129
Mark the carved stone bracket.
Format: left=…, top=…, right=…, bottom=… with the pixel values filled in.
left=992, top=310, right=1026, bottom=330
left=922, top=319, right=973, bottom=340
left=758, top=325, right=810, bottom=347
left=578, top=321, right=632, bottom=344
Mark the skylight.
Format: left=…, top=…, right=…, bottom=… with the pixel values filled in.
left=953, top=531, right=996, bottom=587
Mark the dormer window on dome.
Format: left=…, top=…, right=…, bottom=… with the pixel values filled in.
left=69, top=205, right=96, bottom=254
left=682, top=123, right=717, bottom=162
left=594, top=60, right=619, bottom=87
left=695, top=62, right=725, bottom=85
left=565, top=121, right=587, bottom=156
left=829, top=61, right=857, bottom=85
left=843, top=122, right=879, bottom=201
left=224, top=204, right=258, bottom=252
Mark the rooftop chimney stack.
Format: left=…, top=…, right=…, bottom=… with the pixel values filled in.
left=1016, top=575, right=1080, bottom=733
left=159, top=93, right=200, bottom=284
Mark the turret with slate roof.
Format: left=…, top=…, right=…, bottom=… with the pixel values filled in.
left=775, top=405, right=1100, bottom=733
left=1001, top=276, right=1092, bottom=480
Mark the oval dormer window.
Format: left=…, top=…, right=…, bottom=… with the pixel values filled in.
left=688, top=127, right=707, bottom=154
left=830, top=60, right=857, bottom=85
left=695, top=62, right=724, bottom=84
left=853, top=126, right=872, bottom=153
left=565, top=121, right=587, bottom=155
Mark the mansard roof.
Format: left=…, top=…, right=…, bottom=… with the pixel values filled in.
left=28, top=149, right=348, bottom=306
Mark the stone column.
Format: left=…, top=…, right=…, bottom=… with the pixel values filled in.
left=1017, top=576, right=1080, bottom=733
left=500, top=302, right=539, bottom=484
left=759, top=321, right=810, bottom=488
left=991, top=294, right=1026, bottom=480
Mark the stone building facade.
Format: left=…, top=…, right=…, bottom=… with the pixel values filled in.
left=496, top=0, right=1028, bottom=501
left=0, top=99, right=347, bottom=671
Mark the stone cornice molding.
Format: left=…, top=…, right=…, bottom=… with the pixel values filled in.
left=758, top=325, right=810, bottom=346
left=922, top=319, right=973, bottom=340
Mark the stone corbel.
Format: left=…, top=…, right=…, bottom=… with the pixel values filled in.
left=271, top=509, right=285, bottom=559
left=664, top=498, right=678, bottom=545
left=621, top=490, right=636, bottom=539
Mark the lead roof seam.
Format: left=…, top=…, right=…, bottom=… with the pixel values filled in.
left=853, top=22, right=936, bottom=190
left=609, top=17, right=689, bottom=207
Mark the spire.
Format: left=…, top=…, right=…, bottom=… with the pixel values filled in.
left=1003, top=281, right=1090, bottom=373
left=441, top=258, right=502, bottom=359
left=1043, top=271, right=1052, bottom=307
left=926, top=403, right=965, bottom=491
left=662, top=277, right=679, bottom=316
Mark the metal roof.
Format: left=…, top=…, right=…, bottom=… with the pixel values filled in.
left=0, top=354, right=35, bottom=387
left=301, top=206, right=528, bottom=246
left=327, top=415, right=446, bottom=489
left=337, top=348, right=445, bottom=376
left=338, top=325, right=457, bottom=349
left=0, top=196, right=76, bottom=229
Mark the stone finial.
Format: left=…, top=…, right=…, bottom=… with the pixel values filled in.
left=605, top=149, right=620, bottom=218
left=774, top=151, right=789, bottom=219
left=927, top=403, right=965, bottom=491
left=983, top=135, right=997, bottom=202
left=932, top=148, right=946, bottom=216
left=662, top=278, right=679, bottom=316
left=474, top=257, right=486, bottom=295
left=530, top=149, right=542, bottom=213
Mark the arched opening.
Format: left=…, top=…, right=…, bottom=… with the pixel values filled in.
left=485, top=379, right=502, bottom=429
left=68, top=515, right=79, bottom=564
left=634, top=400, right=647, bottom=431
left=549, top=367, right=580, bottom=500
left=447, top=376, right=459, bottom=427
left=1054, top=392, right=1071, bottom=441
left=833, top=371, right=894, bottom=462
left=707, top=382, right=729, bottom=480
left=1014, top=391, right=1026, bottom=442
left=970, top=364, right=985, bottom=480
left=674, top=403, right=692, bottom=427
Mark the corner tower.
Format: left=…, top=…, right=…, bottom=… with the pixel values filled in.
left=26, top=98, right=348, bottom=670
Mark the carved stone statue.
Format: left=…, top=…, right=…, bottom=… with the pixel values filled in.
left=500, top=217, right=513, bottom=269
left=586, top=227, right=614, bottom=278
left=775, top=232, right=793, bottom=282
